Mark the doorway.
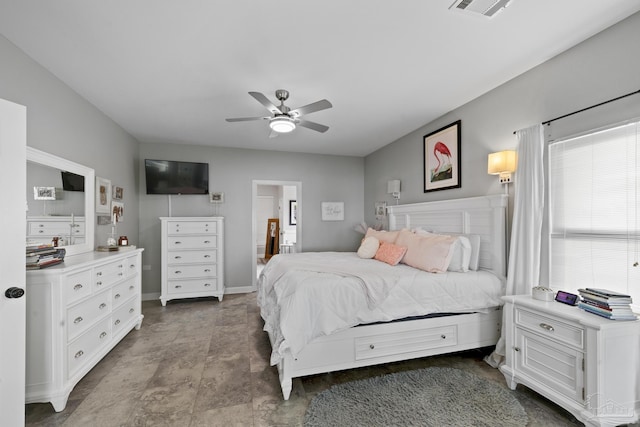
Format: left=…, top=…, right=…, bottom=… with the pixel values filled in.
left=252, top=180, right=301, bottom=288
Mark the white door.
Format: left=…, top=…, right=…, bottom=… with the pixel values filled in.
left=0, top=99, right=27, bottom=425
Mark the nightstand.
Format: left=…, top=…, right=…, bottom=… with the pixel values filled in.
left=500, top=295, right=640, bottom=427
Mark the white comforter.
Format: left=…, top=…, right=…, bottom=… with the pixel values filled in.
left=257, top=252, right=505, bottom=365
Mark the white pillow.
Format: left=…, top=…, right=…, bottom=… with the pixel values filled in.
left=357, top=236, right=380, bottom=259
left=450, top=234, right=481, bottom=270
left=447, top=236, right=472, bottom=272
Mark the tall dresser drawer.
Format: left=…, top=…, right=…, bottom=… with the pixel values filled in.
left=168, top=265, right=216, bottom=279
left=63, top=270, right=92, bottom=304
left=167, top=235, right=217, bottom=249
left=67, top=317, right=112, bottom=378
left=515, top=307, right=583, bottom=350
left=167, top=249, right=217, bottom=264
left=167, top=221, right=217, bottom=235
left=167, top=278, right=219, bottom=295
left=67, top=291, right=112, bottom=340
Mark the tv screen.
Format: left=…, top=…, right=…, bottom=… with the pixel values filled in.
left=144, top=159, right=209, bottom=195
left=61, top=171, right=85, bottom=192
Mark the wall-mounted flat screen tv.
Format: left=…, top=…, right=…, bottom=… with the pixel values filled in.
left=61, top=171, right=85, bottom=192
left=144, top=159, right=209, bottom=195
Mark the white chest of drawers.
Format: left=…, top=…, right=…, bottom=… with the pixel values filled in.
left=160, top=217, right=224, bottom=306
left=25, top=249, right=144, bottom=411
left=501, top=295, right=640, bottom=427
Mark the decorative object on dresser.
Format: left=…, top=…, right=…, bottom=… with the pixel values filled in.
left=25, top=243, right=65, bottom=270
left=500, top=295, right=640, bottom=427
left=304, top=367, right=528, bottom=427
left=577, top=288, right=637, bottom=320
left=160, top=217, right=224, bottom=306
left=25, top=249, right=144, bottom=411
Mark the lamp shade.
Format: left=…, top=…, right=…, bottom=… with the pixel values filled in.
left=269, top=117, right=296, bottom=133
left=488, top=150, right=517, bottom=175
left=387, top=180, right=401, bottom=194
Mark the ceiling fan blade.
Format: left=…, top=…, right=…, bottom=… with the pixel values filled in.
left=268, top=129, right=279, bottom=139
left=298, top=120, right=329, bottom=133
left=290, top=99, right=332, bottom=116
left=249, top=91, right=283, bottom=115
left=225, top=116, right=268, bottom=122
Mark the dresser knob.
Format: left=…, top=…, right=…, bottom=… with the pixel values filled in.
left=369, top=344, right=375, bottom=350
left=73, top=284, right=83, bottom=291
left=204, top=240, right=211, bottom=244
left=129, top=308, right=134, bottom=314
left=74, top=350, right=84, bottom=359
left=204, top=255, right=211, bottom=258
left=96, top=281, right=103, bottom=286
left=514, top=347, right=520, bottom=352
left=97, top=272, right=102, bottom=276
left=100, top=332, right=107, bottom=339
left=204, top=283, right=211, bottom=287
left=74, top=316, right=83, bottom=324
left=441, top=335, right=446, bottom=339
left=115, top=319, right=121, bottom=325
left=99, top=303, right=107, bottom=309
left=204, top=269, right=211, bottom=273
left=115, top=294, right=121, bottom=299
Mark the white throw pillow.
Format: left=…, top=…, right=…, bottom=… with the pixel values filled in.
left=447, top=236, right=472, bottom=272
left=357, top=236, right=380, bottom=259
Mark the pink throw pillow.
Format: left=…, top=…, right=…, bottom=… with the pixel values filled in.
left=395, top=229, right=457, bottom=273
left=374, top=241, right=407, bottom=266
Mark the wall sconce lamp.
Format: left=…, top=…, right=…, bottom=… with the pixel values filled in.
left=488, top=150, right=517, bottom=184
left=387, top=179, right=401, bottom=204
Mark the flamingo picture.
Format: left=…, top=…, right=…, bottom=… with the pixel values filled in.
left=432, top=141, right=452, bottom=180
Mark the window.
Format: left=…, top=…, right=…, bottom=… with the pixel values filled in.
left=549, top=120, right=640, bottom=310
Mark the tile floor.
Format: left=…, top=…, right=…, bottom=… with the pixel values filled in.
left=25, top=293, right=592, bottom=426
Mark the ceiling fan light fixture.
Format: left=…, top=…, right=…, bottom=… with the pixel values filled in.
left=269, top=116, right=296, bottom=133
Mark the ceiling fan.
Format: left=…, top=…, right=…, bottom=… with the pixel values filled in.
left=225, top=90, right=332, bottom=135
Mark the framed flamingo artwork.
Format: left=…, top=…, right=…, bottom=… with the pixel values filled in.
left=423, top=120, right=461, bottom=193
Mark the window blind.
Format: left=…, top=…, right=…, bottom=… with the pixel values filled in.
left=549, top=119, right=640, bottom=310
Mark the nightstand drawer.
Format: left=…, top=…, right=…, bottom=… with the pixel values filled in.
left=515, top=307, right=583, bottom=349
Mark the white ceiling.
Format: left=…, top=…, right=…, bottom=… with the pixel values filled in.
left=1, top=1, right=639, bottom=157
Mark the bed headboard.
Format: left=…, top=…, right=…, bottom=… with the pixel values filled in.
left=387, top=195, right=508, bottom=277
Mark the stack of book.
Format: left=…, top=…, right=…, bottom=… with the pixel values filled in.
left=578, top=288, right=637, bottom=321
left=26, top=244, right=66, bottom=270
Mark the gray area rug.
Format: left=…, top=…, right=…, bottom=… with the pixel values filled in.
left=304, top=367, right=528, bottom=427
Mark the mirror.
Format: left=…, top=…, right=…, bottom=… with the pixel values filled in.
left=26, top=147, right=95, bottom=256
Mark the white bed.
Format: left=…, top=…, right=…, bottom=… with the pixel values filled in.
left=258, top=194, right=508, bottom=399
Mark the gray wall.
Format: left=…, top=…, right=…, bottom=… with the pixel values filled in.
left=364, top=11, right=640, bottom=229
left=138, top=142, right=364, bottom=295
left=0, top=35, right=140, bottom=248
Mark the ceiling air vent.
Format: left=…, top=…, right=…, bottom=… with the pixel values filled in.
left=449, top=0, right=512, bottom=18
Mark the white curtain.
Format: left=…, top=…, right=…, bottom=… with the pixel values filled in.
left=485, top=123, right=545, bottom=367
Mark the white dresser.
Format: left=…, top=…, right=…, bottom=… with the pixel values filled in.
left=25, top=249, right=144, bottom=411
left=160, top=217, right=224, bottom=306
left=501, top=295, right=640, bottom=427
left=27, top=215, right=85, bottom=245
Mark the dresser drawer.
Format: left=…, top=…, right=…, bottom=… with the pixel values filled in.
left=112, top=278, right=137, bottom=309
left=515, top=307, right=584, bottom=350
left=67, top=291, right=112, bottom=341
left=67, top=317, right=112, bottom=378
left=63, top=269, right=92, bottom=305
left=93, top=260, right=126, bottom=291
left=167, top=221, right=217, bottom=235
left=124, top=255, right=139, bottom=277
left=112, top=300, right=139, bottom=335
left=168, top=264, right=216, bottom=279
left=167, top=249, right=217, bottom=264
left=167, top=235, right=217, bottom=249
left=167, top=278, right=219, bottom=295
left=355, top=324, right=457, bottom=361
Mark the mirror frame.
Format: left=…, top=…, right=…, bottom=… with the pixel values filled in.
left=27, top=147, right=95, bottom=256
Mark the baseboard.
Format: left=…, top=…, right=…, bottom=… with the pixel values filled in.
left=142, top=292, right=160, bottom=302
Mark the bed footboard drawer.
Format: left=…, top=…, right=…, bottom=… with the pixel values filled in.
left=355, top=325, right=457, bottom=360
